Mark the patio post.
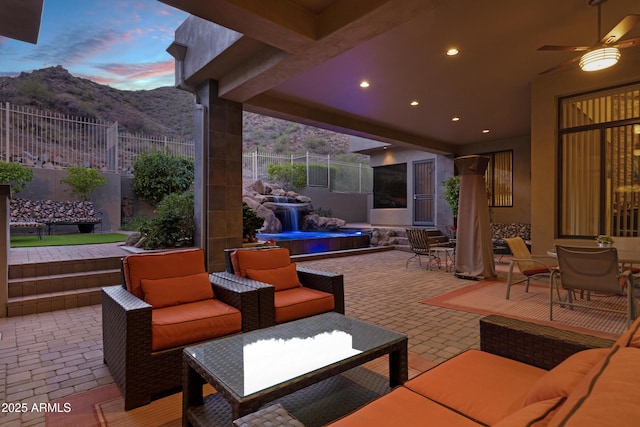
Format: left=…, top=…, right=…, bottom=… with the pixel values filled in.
left=0, top=184, right=9, bottom=317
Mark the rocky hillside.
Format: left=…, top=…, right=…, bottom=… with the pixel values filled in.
left=0, top=66, right=356, bottom=156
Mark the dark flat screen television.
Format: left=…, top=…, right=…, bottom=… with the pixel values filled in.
left=373, top=163, right=407, bottom=208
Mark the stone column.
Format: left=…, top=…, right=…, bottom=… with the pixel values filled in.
left=195, top=80, right=243, bottom=272
left=0, top=185, right=10, bottom=317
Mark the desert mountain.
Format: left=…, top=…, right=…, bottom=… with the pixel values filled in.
left=0, top=66, right=354, bottom=156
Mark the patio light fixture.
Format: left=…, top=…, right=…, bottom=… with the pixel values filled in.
left=579, top=47, right=620, bottom=71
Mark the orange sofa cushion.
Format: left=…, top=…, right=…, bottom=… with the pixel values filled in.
left=151, top=299, right=241, bottom=351
left=493, top=397, right=564, bottom=427
left=548, top=346, right=640, bottom=426
left=234, top=248, right=291, bottom=277
left=328, top=386, right=483, bottom=427
left=123, top=248, right=206, bottom=299
left=246, top=263, right=302, bottom=292
left=404, top=349, right=546, bottom=426
left=522, top=348, right=609, bottom=406
left=614, top=315, right=640, bottom=348
left=274, top=287, right=334, bottom=323
left=141, top=272, right=213, bottom=308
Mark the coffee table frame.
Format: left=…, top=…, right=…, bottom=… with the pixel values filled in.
left=182, top=312, right=408, bottom=426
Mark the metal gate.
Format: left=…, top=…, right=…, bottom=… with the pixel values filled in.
left=413, top=159, right=435, bottom=225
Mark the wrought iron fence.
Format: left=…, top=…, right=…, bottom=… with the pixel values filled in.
left=0, top=102, right=372, bottom=193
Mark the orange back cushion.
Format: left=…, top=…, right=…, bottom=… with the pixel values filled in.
left=123, top=248, right=207, bottom=298
left=234, top=248, right=291, bottom=277
left=614, top=316, right=640, bottom=348
left=141, top=272, right=213, bottom=308
left=246, top=263, right=302, bottom=292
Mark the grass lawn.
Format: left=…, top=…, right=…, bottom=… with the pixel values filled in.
left=11, top=233, right=129, bottom=248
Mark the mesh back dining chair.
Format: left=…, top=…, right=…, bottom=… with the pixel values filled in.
left=504, top=237, right=556, bottom=299
left=550, top=245, right=637, bottom=327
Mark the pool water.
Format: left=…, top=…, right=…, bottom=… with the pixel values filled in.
left=255, top=230, right=370, bottom=255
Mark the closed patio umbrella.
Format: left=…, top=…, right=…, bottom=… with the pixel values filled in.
left=454, top=155, right=496, bottom=280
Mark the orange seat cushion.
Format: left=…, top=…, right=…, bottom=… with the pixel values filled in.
left=246, top=263, right=302, bottom=292
left=141, top=272, right=213, bottom=308
left=405, top=350, right=547, bottom=425
left=328, top=386, right=482, bottom=427
left=234, top=248, right=291, bottom=277
left=523, top=266, right=553, bottom=276
left=493, top=397, right=564, bottom=427
left=274, top=287, right=334, bottom=323
left=151, top=299, right=241, bottom=351
left=123, top=248, right=207, bottom=299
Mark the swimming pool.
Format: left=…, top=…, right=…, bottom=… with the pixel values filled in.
left=256, top=230, right=370, bottom=255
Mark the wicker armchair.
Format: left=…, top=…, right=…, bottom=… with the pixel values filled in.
left=210, top=247, right=345, bottom=328
left=102, top=249, right=260, bottom=410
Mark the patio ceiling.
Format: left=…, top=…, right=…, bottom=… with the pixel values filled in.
left=162, top=0, right=640, bottom=153
left=0, top=0, right=44, bottom=44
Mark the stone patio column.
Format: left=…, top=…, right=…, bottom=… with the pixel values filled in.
left=0, top=185, right=9, bottom=317
left=194, top=80, right=243, bottom=272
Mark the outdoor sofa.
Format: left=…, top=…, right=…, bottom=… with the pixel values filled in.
left=211, top=246, right=344, bottom=328
left=102, top=248, right=261, bottom=410
left=327, top=315, right=639, bottom=426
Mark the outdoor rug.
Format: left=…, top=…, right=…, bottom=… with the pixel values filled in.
left=46, top=354, right=431, bottom=427
left=421, top=278, right=628, bottom=338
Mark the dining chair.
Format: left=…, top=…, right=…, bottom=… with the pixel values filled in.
left=405, top=228, right=454, bottom=271
left=550, top=245, right=637, bottom=327
left=504, top=237, right=556, bottom=299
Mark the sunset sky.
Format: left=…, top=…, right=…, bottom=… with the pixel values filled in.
left=0, top=0, right=188, bottom=90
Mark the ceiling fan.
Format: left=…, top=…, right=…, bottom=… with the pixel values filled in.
left=538, top=0, right=640, bottom=74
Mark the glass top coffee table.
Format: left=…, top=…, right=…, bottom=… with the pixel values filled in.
left=182, top=312, right=408, bottom=426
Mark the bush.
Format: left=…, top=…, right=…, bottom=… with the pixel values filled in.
left=0, top=161, right=33, bottom=195
left=60, top=166, right=107, bottom=200
left=140, top=191, right=194, bottom=249
left=267, top=163, right=306, bottom=189
left=132, top=150, right=194, bottom=206
left=243, top=203, right=263, bottom=241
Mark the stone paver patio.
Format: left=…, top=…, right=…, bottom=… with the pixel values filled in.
left=0, top=245, right=496, bottom=426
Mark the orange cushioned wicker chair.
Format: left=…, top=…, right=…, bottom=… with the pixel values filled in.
left=211, top=247, right=344, bottom=328
left=101, top=248, right=260, bottom=410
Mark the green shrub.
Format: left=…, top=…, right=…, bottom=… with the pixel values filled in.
left=243, top=203, right=263, bottom=241
left=121, top=215, right=150, bottom=231
left=140, top=191, right=194, bottom=249
left=443, top=176, right=460, bottom=218
left=60, top=166, right=107, bottom=200
left=132, top=150, right=194, bottom=206
left=267, top=163, right=306, bottom=189
left=0, top=161, right=33, bottom=195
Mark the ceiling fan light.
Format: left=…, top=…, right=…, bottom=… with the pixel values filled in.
left=579, top=47, right=620, bottom=71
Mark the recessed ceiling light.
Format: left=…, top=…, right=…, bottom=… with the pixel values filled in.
left=482, top=129, right=490, bottom=134
left=360, top=81, right=370, bottom=88
left=451, top=116, right=460, bottom=122
left=410, top=101, right=419, bottom=106
left=446, top=48, right=459, bottom=56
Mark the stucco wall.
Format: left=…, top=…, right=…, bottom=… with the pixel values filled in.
left=367, top=148, right=454, bottom=230
left=16, top=168, right=121, bottom=232
left=297, top=187, right=367, bottom=223
left=531, top=48, right=640, bottom=254
left=457, top=136, right=531, bottom=225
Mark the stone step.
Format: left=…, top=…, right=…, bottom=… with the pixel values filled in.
left=7, top=287, right=104, bottom=317
left=7, top=256, right=123, bottom=317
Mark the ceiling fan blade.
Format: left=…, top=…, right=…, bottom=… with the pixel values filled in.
left=538, top=55, right=581, bottom=75
left=538, top=45, right=591, bottom=52
left=600, top=15, right=640, bottom=44
left=611, top=37, right=640, bottom=50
